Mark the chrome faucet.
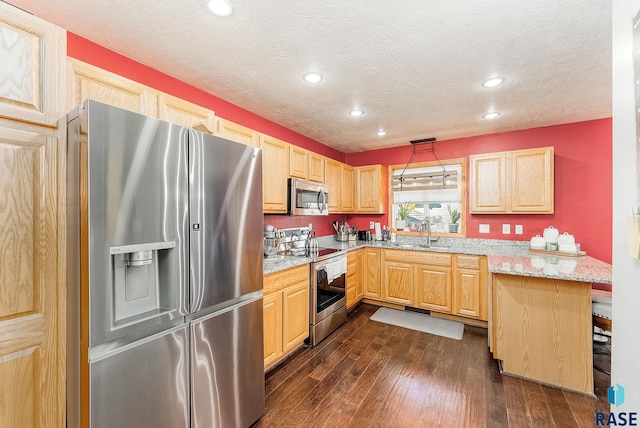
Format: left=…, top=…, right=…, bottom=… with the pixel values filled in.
left=421, top=218, right=431, bottom=247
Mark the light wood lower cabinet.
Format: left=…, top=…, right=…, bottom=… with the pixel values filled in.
left=263, top=265, right=309, bottom=370
left=362, top=248, right=382, bottom=300
left=452, top=255, right=488, bottom=321
left=346, top=249, right=364, bottom=309
left=380, top=250, right=487, bottom=322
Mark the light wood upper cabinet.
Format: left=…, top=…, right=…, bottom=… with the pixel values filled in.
left=0, top=3, right=65, bottom=127
left=157, top=93, right=215, bottom=133
left=470, top=147, right=554, bottom=214
left=308, top=152, right=325, bottom=182
left=324, top=158, right=342, bottom=213
left=362, top=248, right=382, bottom=300
left=341, top=164, right=355, bottom=212
left=214, top=117, right=259, bottom=147
left=261, top=135, right=289, bottom=213
left=356, top=164, right=386, bottom=213
left=289, top=145, right=308, bottom=179
left=67, top=59, right=157, bottom=116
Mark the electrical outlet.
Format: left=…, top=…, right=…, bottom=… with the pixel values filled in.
left=308, top=223, right=313, bottom=231
left=502, top=224, right=511, bottom=234
left=515, top=224, right=523, bottom=235
left=369, top=221, right=375, bottom=229
left=479, top=224, right=490, bottom=234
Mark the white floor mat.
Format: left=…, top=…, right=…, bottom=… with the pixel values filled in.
left=370, top=307, right=464, bottom=340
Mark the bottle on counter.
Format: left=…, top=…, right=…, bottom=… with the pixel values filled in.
left=390, top=228, right=397, bottom=243
left=382, top=225, right=388, bottom=241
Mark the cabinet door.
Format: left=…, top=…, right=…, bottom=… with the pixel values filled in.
left=341, top=164, right=355, bottom=212
left=289, top=145, right=308, bottom=179
left=0, top=127, right=61, bottom=428
left=308, top=152, right=325, bottom=182
left=469, top=153, right=507, bottom=213
left=355, top=249, right=364, bottom=300
left=282, top=282, right=310, bottom=353
left=453, top=269, right=484, bottom=319
left=260, top=135, right=289, bottom=213
left=383, top=261, right=414, bottom=306
left=362, top=249, right=382, bottom=300
left=214, top=117, right=259, bottom=147
left=157, top=93, right=215, bottom=133
left=324, top=158, right=342, bottom=213
left=346, top=250, right=358, bottom=308
left=415, top=265, right=452, bottom=312
left=263, top=292, right=283, bottom=369
left=510, top=147, right=554, bottom=213
left=68, top=59, right=157, bottom=116
left=356, top=165, right=386, bottom=213
left=0, top=2, right=65, bottom=127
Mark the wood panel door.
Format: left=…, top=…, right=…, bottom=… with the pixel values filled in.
left=0, top=3, right=65, bottom=127
left=415, top=265, right=452, bottom=313
left=0, top=126, right=61, bottom=428
left=355, top=165, right=385, bottom=213
left=260, top=135, right=289, bottom=213
left=324, top=158, right=342, bottom=213
left=362, top=249, right=382, bottom=300
left=282, top=282, right=309, bottom=353
left=383, top=261, right=414, bottom=306
left=510, top=147, right=554, bottom=213
left=263, top=292, right=283, bottom=369
left=469, top=153, right=507, bottom=213
left=157, top=93, right=215, bottom=133
left=355, top=249, right=364, bottom=300
left=67, top=59, right=157, bottom=116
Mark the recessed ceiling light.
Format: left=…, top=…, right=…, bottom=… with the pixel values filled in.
left=349, top=109, right=364, bottom=117
left=303, top=72, right=322, bottom=83
left=483, top=112, right=501, bottom=119
left=482, top=77, right=505, bottom=88
left=207, top=0, right=232, bottom=16
left=376, top=130, right=386, bottom=137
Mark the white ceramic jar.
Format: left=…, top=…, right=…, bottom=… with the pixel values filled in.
left=543, top=226, right=559, bottom=244
left=557, top=232, right=575, bottom=246
left=530, top=235, right=546, bottom=250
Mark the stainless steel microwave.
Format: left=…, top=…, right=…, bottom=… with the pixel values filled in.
left=288, top=178, right=329, bottom=216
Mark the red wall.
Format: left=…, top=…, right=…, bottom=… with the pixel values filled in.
left=66, top=33, right=612, bottom=262
left=346, top=119, right=612, bottom=263
left=66, top=33, right=344, bottom=161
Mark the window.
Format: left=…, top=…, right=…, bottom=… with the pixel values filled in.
left=388, top=158, right=466, bottom=236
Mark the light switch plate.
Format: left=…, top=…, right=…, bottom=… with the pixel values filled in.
left=502, top=224, right=511, bottom=234
left=515, top=224, right=523, bottom=234
left=479, top=224, right=490, bottom=233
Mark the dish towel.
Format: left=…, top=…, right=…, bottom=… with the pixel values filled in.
left=325, top=257, right=347, bottom=283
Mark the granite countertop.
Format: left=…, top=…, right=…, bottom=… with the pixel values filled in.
left=263, top=236, right=612, bottom=284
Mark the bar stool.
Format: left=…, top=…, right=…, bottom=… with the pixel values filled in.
left=592, top=288, right=612, bottom=375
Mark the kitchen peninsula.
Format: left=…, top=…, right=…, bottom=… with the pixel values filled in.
left=264, top=237, right=612, bottom=395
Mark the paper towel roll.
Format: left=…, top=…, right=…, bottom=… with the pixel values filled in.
left=374, top=222, right=382, bottom=240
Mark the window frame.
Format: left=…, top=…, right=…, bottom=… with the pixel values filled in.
left=387, top=157, right=467, bottom=238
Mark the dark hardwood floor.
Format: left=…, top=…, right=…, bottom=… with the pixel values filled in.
left=256, top=303, right=611, bottom=428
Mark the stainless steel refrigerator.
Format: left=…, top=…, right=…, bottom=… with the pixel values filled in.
left=66, top=100, right=265, bottom=428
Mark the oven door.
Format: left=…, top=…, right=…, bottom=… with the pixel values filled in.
left=289, top=178, right=329, bottom=216
left=312, top=260, right=346, bottom=323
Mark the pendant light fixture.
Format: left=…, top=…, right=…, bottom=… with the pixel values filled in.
left=393, top=138, right=458, bottom=192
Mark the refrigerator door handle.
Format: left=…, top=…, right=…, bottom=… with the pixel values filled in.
left=189, top=130, right=204, bottom=313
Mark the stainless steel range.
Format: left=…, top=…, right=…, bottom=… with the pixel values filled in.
left=306, top=247, right=347, bottom=346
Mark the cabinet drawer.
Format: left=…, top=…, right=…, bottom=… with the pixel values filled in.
left=456, top=255, right=482, bottom=270
left=264, top=264, right=309, bottom=294
left=384, top=249, right=451, bottom=267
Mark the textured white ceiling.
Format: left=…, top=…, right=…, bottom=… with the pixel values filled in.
left=7, top=0, right=611, bottom=153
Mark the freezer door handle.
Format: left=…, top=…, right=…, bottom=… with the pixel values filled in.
left=189, top=130, right=204, bottom=313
